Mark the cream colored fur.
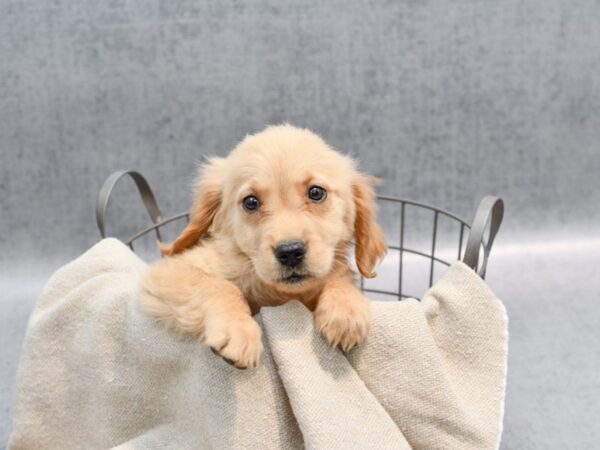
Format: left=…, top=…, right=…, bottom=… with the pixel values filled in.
left=141, top=125, right=387, bottom=369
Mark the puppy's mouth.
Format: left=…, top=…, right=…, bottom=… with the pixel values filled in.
left=280, top=273, right=310, bottom=284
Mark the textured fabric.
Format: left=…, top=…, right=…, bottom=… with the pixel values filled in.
left=9, top=239, right=507, bottom=449
left=2, top=1, right=599, bottom=446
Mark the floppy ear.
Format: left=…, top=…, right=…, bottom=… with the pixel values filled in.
left=353, top=175, right=387, bottom=278
left=159, top=158, right=225, bottom=256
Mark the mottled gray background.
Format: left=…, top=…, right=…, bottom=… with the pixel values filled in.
left=1, top=0, right=599, bottom=448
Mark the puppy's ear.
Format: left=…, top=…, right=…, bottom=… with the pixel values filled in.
left=353, top=174, right=387, bottom=278
left=159, top=158, right=225, bottom=256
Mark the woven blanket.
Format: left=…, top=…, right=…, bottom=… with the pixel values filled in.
left=9, top=238, right=507, bottom=449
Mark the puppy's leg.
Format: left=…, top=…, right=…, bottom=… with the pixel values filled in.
left=314, top=277, right=371, bottom=351
left=141, top=256, right=262, bottom=369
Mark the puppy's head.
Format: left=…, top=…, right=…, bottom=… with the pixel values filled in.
left=162, top=125, right=387, bottom=291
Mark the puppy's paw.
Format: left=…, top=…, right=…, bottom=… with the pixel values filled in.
left=314, top=291, right=371, bottom=352
left=204, top=315, right=263, bottom=369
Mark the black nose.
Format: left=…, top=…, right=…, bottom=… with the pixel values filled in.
left=274, top=240, right=306, bottom=268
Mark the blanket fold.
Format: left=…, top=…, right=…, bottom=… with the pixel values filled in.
left=9, top=239, right=507, bottom=450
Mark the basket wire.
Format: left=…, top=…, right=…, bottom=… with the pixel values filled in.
left=96, top=171, right=503, bottom=300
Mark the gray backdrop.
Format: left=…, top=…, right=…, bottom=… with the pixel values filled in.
left=1, top=1, right=599, bottom=448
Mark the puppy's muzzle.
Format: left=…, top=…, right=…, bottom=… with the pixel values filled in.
left=274, top=240, right=306, bottom=268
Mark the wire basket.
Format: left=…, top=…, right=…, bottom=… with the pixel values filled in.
left=96, top=171, right=504, bottom=300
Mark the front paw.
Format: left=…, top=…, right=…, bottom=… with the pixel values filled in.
left=204, top=315, right=263, bottom=369
left=314, top=293, right=371, bottom=352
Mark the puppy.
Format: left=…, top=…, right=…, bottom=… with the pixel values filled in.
left=141, top=125, right=387, bottom=369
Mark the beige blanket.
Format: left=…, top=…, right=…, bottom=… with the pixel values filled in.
left=9, top=239, right=507, bottom=450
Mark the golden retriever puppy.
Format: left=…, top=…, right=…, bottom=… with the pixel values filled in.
left=141, top=125, right=387, bottom=369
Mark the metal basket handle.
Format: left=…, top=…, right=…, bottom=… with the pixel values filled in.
left=96, top=170, right=504, bottom=282
left=96, top=170, right=163, bottom=241
left=463, top=196, right=504, bottom=278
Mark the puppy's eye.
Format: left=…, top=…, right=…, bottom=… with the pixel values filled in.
left=242, top=195, right=260, bottom=212
left=308, top=185, right=326, bottom=203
